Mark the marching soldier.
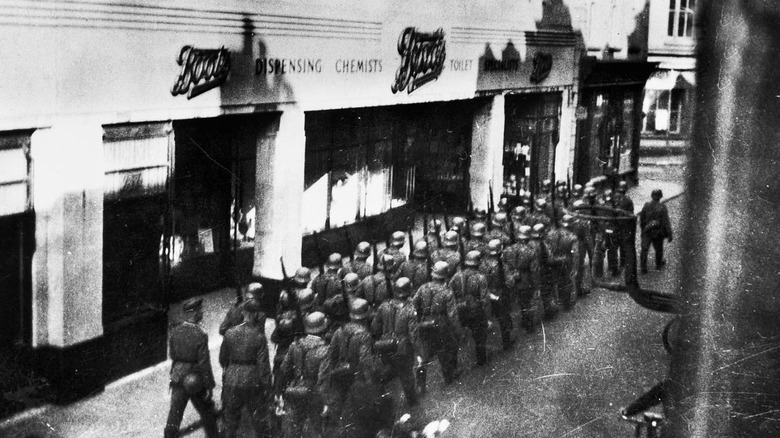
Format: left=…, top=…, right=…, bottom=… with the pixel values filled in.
left=371, top=277, right=419, bottom=407
left=449, top=216, right=468, bottom=237
left=425, top=218, right=444, bottom=252
left=276, top=311, right=330, bottom=438
left=571, top=184, right=584, bottom=203
left=531, top=223, right=559, bottom=319
left=277, top=268, right=312, bottom=315
left=510, top=206, right=528, bottom=233
left=540, top=179, right=552, bottom=201
left=413, top=261, right=463, bottom=392
left=383, top=231, right=408, bottom=276
left=312, top=253, right=345, bottom=311
left=598, top=189, right=621, bottom=278
left=164, top=298, right=219, bottom=438
left=584, top=186, right=605, bottom=278
left=272, top=291, right=307, bottom=391
left=639, top=189, right=673, bottom=274
left=464, top=222, right=488, bottom=258
left=345, top=242, right=373, bottom=281
left=568, top=200, right=594, bottom=297
left=449, top=251, right=491, bottom=366
left=395, top=239, right=431, bottom=293
left=614, top=181, right=635, bottom=270
left=431, top=230, right=462, bottom=279
left=220, top=282, right=265, bottom=336
left=485, top=212, right=512, bottom=247
left=320, top=298, right=390, bottom=438
left=219, top=300, right=273, bottom=438
left=505, top=225, right=540, bottom=333
left=356, top=254, right=395, bottom=322
left=546, top=216, right=579, bottom=311
left=527, top=198, right=552, bottom=228
left=479, top=240, right=515, bottom=350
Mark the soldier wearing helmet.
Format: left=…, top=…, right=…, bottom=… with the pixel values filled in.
left=425, top=218, right=444, bottom=251
left=639, top=189, right=672, bottom=274
left=479, top=239, right=515, bottom=350
left=565, top=202, right=594, bottom=297
left=449, top=251, right=491, bottom=366
left=371, top=277, right=420, bottom=407
left=596, top=189, right=620, bottom=278
left=276, top=311, right=330, bottom=437
left=613, top=181, right=635, bottom=270
left=529, top=223, right=559, bottom=319
left=219, top=300, right=273, bottom=438
left=312, top=253, right=346, bottom=310
left=541, top=179, right=552, bottom=198
left=356, top=253, right=395, bottom=321
left=345, top=242, right=373, bottom=282
left=277, top=266, right=312, bottom=317
left=546, top=214, right=580, bottom=311
left=486, top=211, right=512, bottom=247
left=320, top=298, right=387, bottom=436
left=524, top=198, right=551, bottom=228
left=571, top=184, right=584, bottom=201
left=220, top=282, right=266, bottom=336
left=382, top=231, right=408, bottom=274
left=165, top=298, right=219, bottom=438
left=395, top=239, right=431, bottom=293
left=431, top=230, right=462, bottom=279
left=413, top=261, right=463, bottom=392
left=464, top=222, right=488, bottom=259
left=505, top=225, right=541, bottom=333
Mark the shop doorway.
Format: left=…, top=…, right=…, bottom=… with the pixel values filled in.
left=0, top=213, right=33, bottom=348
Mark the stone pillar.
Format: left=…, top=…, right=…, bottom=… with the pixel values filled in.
left=469, top=94, right=505, bottom=212
left=31, top=123, right=104, bottom=348
left=254, top=107, right=305, bottom=282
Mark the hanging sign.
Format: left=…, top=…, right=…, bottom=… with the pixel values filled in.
left=391, top=27, right=446, bottom=94
left=171, top=46, right=231, bottom=99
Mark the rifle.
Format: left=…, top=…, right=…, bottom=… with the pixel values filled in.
left=489, top=180, right=496, bottom=213
left=443, top=213, right=450, bottom=231
left=423, top=206, right=429, bottom=238
left=372, top=240, right=379, bottom=274
left=486, top=197, right=493, bottom=231
left=344, top=229, right=355, bottom=263
left=497, top=253, right=507, bottom=300
left=458, top=230, right=466, bottom=270
left=312, top=231, right=325, bottom=275
left=509, top=216, right=517, bottom=245
left=407, top=226, right=415, bottom=258
left=434, top=220, right=443, bottom=249
left=280, top=256, right=301, bottom=316
left=467, top=198, right=474, bottom=217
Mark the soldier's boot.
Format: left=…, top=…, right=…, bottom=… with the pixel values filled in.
left=163, top=425, right=178, bottom=438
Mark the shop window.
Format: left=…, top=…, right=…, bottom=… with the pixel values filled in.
left=0, top=132, right=31, bottom=216
left=642, top=89, right=686, bottom=134
left=668, top=0, right=696, bottom=38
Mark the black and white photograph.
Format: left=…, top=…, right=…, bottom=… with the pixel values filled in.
left=1, top=0, right=779, bottom=436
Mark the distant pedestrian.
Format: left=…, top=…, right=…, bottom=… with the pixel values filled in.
left=639, top=189, right=673, bottom=273
left=164, top=298, right=219, bottom=438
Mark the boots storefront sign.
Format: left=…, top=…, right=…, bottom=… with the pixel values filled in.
left=391, top=27, right=446, bottom=94
left=171, top=46, right=231, bottom=100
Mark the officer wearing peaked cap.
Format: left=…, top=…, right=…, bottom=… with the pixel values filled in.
left=276, top=311, right=330, bottom=438
left=413, top=261, right=462, bottom=392
left=449, top=251, right=490, bottom=366
left=371, top=277, right=419, bottom=406
left=164, top=298, right=219, bottom=438
left=220, top=299, right=273, bottom=437
left=396, top=239, right=431, bottom=293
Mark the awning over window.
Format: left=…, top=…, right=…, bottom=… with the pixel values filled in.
left=581, top=58, right=659, bottom=88
left=645, top=70, right=696, bottom=90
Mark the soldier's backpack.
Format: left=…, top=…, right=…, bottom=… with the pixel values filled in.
left=331, top=327, right=358, bottom=382
left=283, top=346, right=312, bottom=403
left=374, top=302, right=402, bottom=356
left=456, top=271, right=482, bottom=321
left=418, top=287, right=440, bottom=339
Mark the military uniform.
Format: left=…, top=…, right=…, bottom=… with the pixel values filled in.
left=382, top=246, right=407, bottom=278
left=271, top=309, right=304, bottom=395
left=412, top=279, right=462, bottom=387
left=431, top=247, right=461, bottom=278
left=356, top=272, right=391, bottom=321
left=504, top=241, right=540, bottom=332
left=395, top=257, right=429, bottom=294
left=371, top=297, right=419, bottom=406
left=344, top=258, right=373, bottom=282
left=448, top=267, right=490, bottom=365
left=165, top=317, right=219, bottom=438
left=614, top=191, right=635, bottom=269
left=219, top=320, right=273, bottom=438
left=277, top=334, right=329, bottom=438
left=479, top=256, right=515, bottom=349
left=464, top=237, right=488, bottom=259
left=639, top=196, right=672, bottom=272
left=484, top=228, right=511, bottom=248
left=528, top=237, right=558, bottom=319
left=312, top=270, right=344, bottom=312
left=546, top=227, right=579, bottom=310
left=567, top=214, right=593, bottom=297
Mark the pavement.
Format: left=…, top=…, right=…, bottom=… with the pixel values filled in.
left=0, top=167, right=685, bottom=438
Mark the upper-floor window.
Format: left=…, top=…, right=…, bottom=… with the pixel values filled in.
left=668, top=0, right=695, bottom=37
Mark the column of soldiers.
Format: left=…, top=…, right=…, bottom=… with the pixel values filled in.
left=164, top=179, right=636, bottom=438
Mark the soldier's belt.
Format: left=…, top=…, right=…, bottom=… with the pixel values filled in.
left=229, top=359, right=258, bottom=365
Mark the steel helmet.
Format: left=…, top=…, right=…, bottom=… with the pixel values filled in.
left=326, top=253, right=343, bottom=269
left=584, top=186, right=597, bottom=199
left=380, top=254, right=396, bottom=272
left=517, top=225, right=532, bottom=241
left=304, top=311, right=329, bottom=335
left=246, top=282, right=263, bottom=300
left=465, top=250, right=482, bottom=267
left=297, top=288, right=315, bottom=312
left=412, top=239, right=429, bottom=259
left=511, top=206, right=527, bottom=221
left=391, top=231, right=406, bottom=248
left=349, top=298, right=369, bottom=320
left=394, top=277, right=413, bottom=298
left=492, top=212, right=508, bottom=227
left=535, top=198, right=548, bottom=209
left=561, top=214, right=574, bottom=228
left=572, top=184, right=584, bottom=198
left=541, top=179, right=552, bottom=192
left=487, top=239, right=503, bottom=256
left=473, top=208, right=487, bottom=220
left=571, top=200, right=586, bottom=210
left=652, top=189, right=663, bottom=199
left=428, top=218, right=443, bottom=231
left=497, top=197, right=509, bottom=212
left=450, top=217, right=466, bottom=233
left=522, top=195, right=533, bottom=208
left=354, top=242, right=371, bottom=259
left=442, top=231, right=459, bottom=248
left=343, top=273, right=360, bottom=293
left=293, top=267, right=312, bottom=287
left=431, top=261, right=450, bottom=279
left=617, top=181, right=628, bottom=194
left=471, top=222, right=486, bottom=238
left=603, top=189, right=614, bottom=202
left=532, top=223, right=547, bottom=239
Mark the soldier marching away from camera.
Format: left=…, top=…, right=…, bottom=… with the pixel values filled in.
left=356, top=253, right=395, bottom=323
left=485, top=212, right=512, bottom=247
left=547, top=215, right=579, bottom=311
left=383, top=231, right=408, bottom=277
left=313, top=253, right=345, bottom=312
left=396, top=240, right=432, bottom=293
left=449, top=251, right=491, bottom=366
left=567, top=201, right=593, bottom=297
left=614, top=181, right=635, bottom=270
left=272, top=289, right=308, bottom=395
left=597, top=189, right=621, bottom=278
left=639, top=189, right=673, bottom=274
left=531, top=223, right=559, bottom=320
left=371, top=277, right=420, bottom=407
left=504, top=225, right=540, bottom=333
left=431, top=230, right=462, bottom=279
left=479, top=240, right=516, bottom=350
left=413, top=261, right=463, bottom=392
left=219, top=282, right=266, bottom=336
left=277, top=267, right=312, bottom=315
left=570, top=184, right=584, bottom=204
left=164, top=298, right=219, bottom=438
left=510, top=206, right=528, bottom=235
left=344, top=242, right=373, bottom=281
left=320, top=298, right=390, bottom=438
left=276, top=311, right=330, bottom=438
left=449, top=216, right=468, bottom=238
left=424, top=218, right=444, bottom=252
left=220, top=300, right=273, bottom=438
left=464, top=221, right=489, bottom=259
left=584, top=186, right=605, bottom=278
left=527, top=198, right=553, bottom=228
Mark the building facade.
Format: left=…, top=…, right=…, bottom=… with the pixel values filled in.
left=0, top=0, right=581, bottom=400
